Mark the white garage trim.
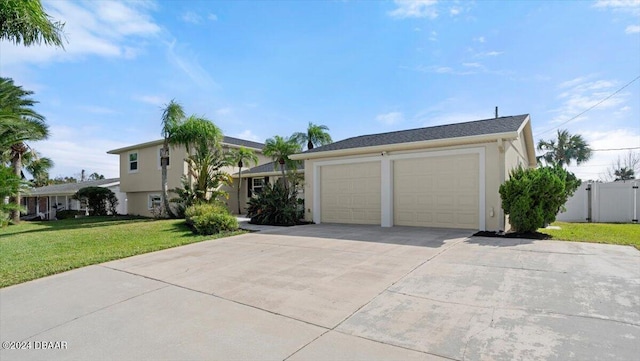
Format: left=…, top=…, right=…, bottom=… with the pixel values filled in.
left=312, top=147, right=485, bottom=230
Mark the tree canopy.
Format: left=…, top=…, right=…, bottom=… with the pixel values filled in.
left=0, top=0, right=65, bottom=47
left=292, top=122, right=332, bottom=150
left=536, top=129, right=592, bottom=167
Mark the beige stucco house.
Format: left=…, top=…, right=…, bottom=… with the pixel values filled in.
left=108, top=137, right=271, bottom=217
left=290, top=114, right=536, bottom=231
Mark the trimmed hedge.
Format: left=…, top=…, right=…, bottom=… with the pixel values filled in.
left=184, top=203, right=238, bottom=235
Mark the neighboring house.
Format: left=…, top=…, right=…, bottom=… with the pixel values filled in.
left=230, top=161, right=305, bottom=214
left=290, top=114, right=536, bottom=231
left=21, top=178, right=124, bottom=220
left=107, top=137, right=271, bottom=217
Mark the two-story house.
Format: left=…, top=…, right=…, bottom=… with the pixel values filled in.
left=107, top=136, right=277, bottom=217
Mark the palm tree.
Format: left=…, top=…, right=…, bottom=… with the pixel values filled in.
left=263, top=135, right=301, bottom=190
left=160, top=99, right=186, bottom=218
left=170, top=115, right=226, bottom=202
left=292, top=122, right=333, bottom=150
left=228, top=146, right=258, bottom=214
left=0, top=0, right=65, bottom=47
left=0, top=77, right=49, bottom=223
left=23, top=150, right=54, bottom=187
left=614, top=167, right=635, bottom=181
left=536, top=129, right=592, bottom=167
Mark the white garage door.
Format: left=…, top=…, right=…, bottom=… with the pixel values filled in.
left=394, top=154, right=479, bottom=229
left=321, top=162, right=381, bottom=225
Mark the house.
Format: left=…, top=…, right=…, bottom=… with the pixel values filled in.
left=107, top=137, right=272, bottom=217
left=233, top=161, right=305, bottom=208
left=289, top=114, right=536, bottom=231
left=21, top=178, right=124, bottom=220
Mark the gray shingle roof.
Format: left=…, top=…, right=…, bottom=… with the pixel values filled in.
left=223, top=136, right=264, bottom=150
left=241, top=161, right=304, bottom=175
left=303, top=114, right=529, bottom=154
left=27, top=178, right=120, bottom=196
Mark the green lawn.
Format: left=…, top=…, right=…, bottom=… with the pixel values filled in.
left=543, top=222, right=640, bottom=250
left=0, top=216, right=245, bottom=288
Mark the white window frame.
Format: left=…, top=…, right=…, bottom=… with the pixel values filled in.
left=128, top=151, right=139, bottom=173
left=158, top=146, right=171, bottom=170
left=252, top=177, right=265, bottom=194
left=148, top=194, right=162, bottom=210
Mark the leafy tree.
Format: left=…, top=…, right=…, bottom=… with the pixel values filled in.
left=292, top=122, right=333, bottom=150
left=228, top=146, right=258, bottom=214
left=87, top=172, right=105, bottom=181
left=614, top=167, right=635, bottom=181
left=0, top=77, right=49, bottom=223
left=50, top=176, right=77, bottom=184
left=536, top=129, right=592, bottom=167
left=74, top=186, right=118, bottom=216
left=499, top=166, right=580, bottom=233
left=263, top=135, right=301, bottom=190
left=159, top=99, right=186, bottom=218
left=0, top=0, right=65, bottom=47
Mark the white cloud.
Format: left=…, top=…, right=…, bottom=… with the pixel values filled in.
left=474, top=50, right=503, bottom=58
left=77, top=105, right=118, bottom=114
left=388, top=0, right=438, bottom=19
left=181, top=11, right=202, bottom=24
left=626, top=24, right=640, bottom=33
left=450, top=7, right=462, bottom=16
left=565, top=128, right=640, bottom=181
left=0, top=1, right=160, bottom=67
left=474, top=36, right=486, bottom=43
left=376, top=112, right=404, bottom=125
left=593, top=0, right=640, bottom=15
left=235, top=130, right=261, bottom=142
left=165, top=40, right=217, bottom=90
left=216, top=107, right=232, bottom=116
left=208, top=13, right=218, bottom=21
left=550, top=77, right=628, bottom=123
left=429, top=31, right=438, bottom=41
left=134, top=95, right=168, bottom=106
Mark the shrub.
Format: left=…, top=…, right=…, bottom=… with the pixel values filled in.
left=246, top=182, right=300, bottom=226
left=184, top=203, right=238, bottom=235
left=55, top=210, right=83, bottom=220
left=499, top=166, right=573, bottom=233
left=74, top=187, right=118, bottom=216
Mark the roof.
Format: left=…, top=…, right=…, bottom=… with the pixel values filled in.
left=235, top=161, right=304, bottom=177
left=107, top=136, right=265, bottom=154
left=301, top=114, right=529, bottom=155
left=27, top=178, right=120, bottom=196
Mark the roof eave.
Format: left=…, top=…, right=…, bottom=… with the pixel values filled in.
left=232, top=169, right=304, bottom=178
left=290, top=131, right=520, bottom=160
left=108, top=139, right=264, bottom=154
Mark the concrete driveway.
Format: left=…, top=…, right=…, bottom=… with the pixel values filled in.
left=1, top=224, right=638, bottom=360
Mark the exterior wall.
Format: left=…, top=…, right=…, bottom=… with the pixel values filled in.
left=303, top=141, right=504, bottom=231
left=118, top=144, right=188, bottom=193
left=125, top=191, right=162, bottom=217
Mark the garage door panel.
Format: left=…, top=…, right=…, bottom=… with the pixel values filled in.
left=321, top=162, right=381, bottom=225
left=394, top=154, right=479, bottom=229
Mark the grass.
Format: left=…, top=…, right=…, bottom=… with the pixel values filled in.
left=543, top=222, right=640, bottom=250
left=0, top=216, right=246, bottom=288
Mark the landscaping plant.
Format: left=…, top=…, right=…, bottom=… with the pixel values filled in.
left=499, top=166, right=579, bottom=233
left=246, top=182, right=300, bottom=226
left=184, top=203, right=238, bottom=235
left=74, top=186, right=118, bottom=216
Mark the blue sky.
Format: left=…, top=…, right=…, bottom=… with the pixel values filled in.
left=1, top=0, right=639, bottom=181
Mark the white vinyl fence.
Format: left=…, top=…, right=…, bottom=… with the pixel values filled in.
left=556, top=181, right=639, bottom=223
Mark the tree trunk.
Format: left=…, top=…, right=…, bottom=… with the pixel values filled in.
left=308, top=140, right=314, bottom=150
left=160, top=142, right=175, bottom=218
left=237, top=167, right=243, bottom=215
left=10, top=151, right=22, bottom=223
left=280, top=160, right=287, bottom=191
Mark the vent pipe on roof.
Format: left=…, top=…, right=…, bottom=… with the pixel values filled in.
left=495, top=106, right=499, bottom=118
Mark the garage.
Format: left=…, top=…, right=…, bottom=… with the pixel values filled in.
left=394, top=154, right=479, bottom=229
left=293, top=114, right=537, bottom=231
left=320, top=162, right=381, bottom=224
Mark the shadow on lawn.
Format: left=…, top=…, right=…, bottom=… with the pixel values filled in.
left=0, top=216, right=155, bottom=238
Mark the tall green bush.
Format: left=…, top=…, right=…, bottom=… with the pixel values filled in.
left=184, top=203, right=238, bottom=235
left=499, top=166, right=578, bottom=233
left=246, top=182, right=300, bottom=226
left=0, top=165, right=28, bottom=226
left=74, top=186, right=118, bottom=216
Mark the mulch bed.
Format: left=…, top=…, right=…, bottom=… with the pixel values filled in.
left=473, top=231, right=552, bottom=240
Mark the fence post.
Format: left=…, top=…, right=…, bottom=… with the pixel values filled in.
left=586, top=182, right=592, bottom=223
left=633, top=181, right=638, bottom=224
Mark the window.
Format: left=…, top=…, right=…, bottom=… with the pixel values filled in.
left=252, top=178, right=265, bottom=194
left=158, top=147, right=170, bottom=169
left=148, top=194, right=162, bottom=210
left=128, top=152, right=138, bottom=173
